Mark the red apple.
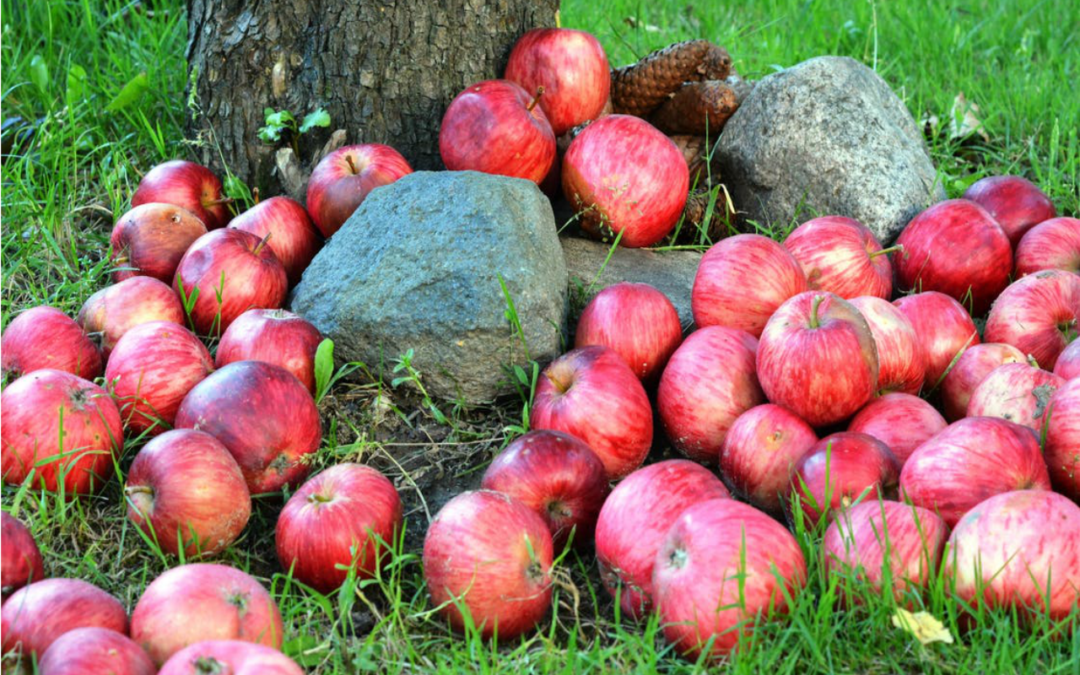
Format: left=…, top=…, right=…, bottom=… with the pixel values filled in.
left=1, top=579, right=128, bottom=658
left=899, top=417, right=1051, bottom=527
left=963, top=175, right=1057, bottom=246
left=657, top=326, right=764, bottom=463
left=504, top=28, right=610, bottom=136
left=215, top=309, right=322, bottom=394
left=229, top=196, right=322, bottom=286
left=125, top=429, right=251, bottom=557
left=132, top=160, right=232, bottom=230
left=940, top=343, right=1026, bottom=421
left=788, top=432, right=900, bottom=528
left=945, top=490, right=1079, bottom=622
left=782, top=216, right=895, bottom=299
left=894, top=199, right=1012, bottom=315
left=38, top=627, right=156, bottom=675
left=1045, top=379, right=1080, bottom=501
left=105, top=321, right=215, bottom=436
left=967, top=362, right=1065, bottom=431
left=480, top=430, right=608, bottom=549
left=1, top=512, right=44, bottom=598
left=158, top=640, right=303, bottom=675
left=893, top=291, right=980, bottom=387
left=175, top=361, right=322, bottom=493
left=276, top=463, right=402, bottom=593
left=652, top=498, right=807, bottom=660
left=109, top=203, right=208, bottom=283
left=440, top=79, right=555, bottom=184
left=77, top=276, right=185, bottom=357
left=1054, top=339, right=1080, bottom=380
left=758, top=292, right=879, bottom=427
left=1, top=306, right=102, bottom=380
left=822, top=500, right=947, bottom=604
left=574, top=282, right=682, bottom=383
left=1, top=370, right=122, bottom=495
left=849, top=296, right=925, bottom=395
left=305, top=144, right=413, bottom=238
left=562, top=114, right=689, bottom=248
left=594, top=460, right=730, bottom=619
left=1014, top=217, right=1080, bottom=277
left=131, top=563, right=283, bottom=666
left=423, top=490, right=553, bottom=640
left=173, top=229, right=288, bottom=336
left=719, top=404, right=817, bottom=514
left=692, top=233, right=809, bottom=337
left=984, top=270, right=1080, bottom=372
left=530, top=346, right=652, bottom=479
left=848, top=393, right=947, bottom=466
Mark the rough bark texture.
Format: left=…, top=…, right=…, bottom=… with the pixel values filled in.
left=187, top=0, right=559, bottom=194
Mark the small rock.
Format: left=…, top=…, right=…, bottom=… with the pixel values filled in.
left=718, top=56, right=945, bottom=243
left=291, top=171, right=567, bottom=403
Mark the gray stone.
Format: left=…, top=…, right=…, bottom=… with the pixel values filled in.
left=718, top=56, right=945, bottom=243
left=562, top=236, right=702, bottom=331
left=291, top=171, right=567, bottom=403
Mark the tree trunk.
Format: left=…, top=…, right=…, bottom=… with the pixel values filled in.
left=186, top=0, right=559, bottom=196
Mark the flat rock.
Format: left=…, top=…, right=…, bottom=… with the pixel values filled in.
left=718, top=56, right=945, bottom=243
left=292, top=171, right=566, bottom=403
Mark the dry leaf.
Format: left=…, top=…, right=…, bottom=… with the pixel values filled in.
left=948, top=92, right=989, bottom=143
left=892, top=608, right=954, bottom=645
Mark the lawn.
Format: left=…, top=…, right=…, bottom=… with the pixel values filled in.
left=1, top=0, right=1078, bottom=673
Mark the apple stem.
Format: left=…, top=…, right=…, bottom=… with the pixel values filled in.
left=345, top=154, right=358, bottom=174
left=555, top=9, right=561, bottom=28
left=252, top=187, right=260, bottom=205
left=808, top=294, right=825, bottom=329
left=869, top=244, right=903, bottom=259
left=206, top=196, right=235, bottom=208
left=252, top=231, right=273, bottom=256
left=527, top=86, right=545, bottom=113
left=124, top=485, right=153, bottom=497
left=1026, top=354, right=1040, bottom=369
left=308, top=493, right=333, bottom=504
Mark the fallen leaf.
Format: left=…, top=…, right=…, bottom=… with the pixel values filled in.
left=948, top=92, right=988, bottom=143
left=892, top=608, right=953, bottom=645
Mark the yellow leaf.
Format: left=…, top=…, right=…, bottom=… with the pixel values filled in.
left=891, top=608, right=954, bottom=645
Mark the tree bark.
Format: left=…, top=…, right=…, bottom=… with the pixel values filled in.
left=186, top=0, right=559, bottom=196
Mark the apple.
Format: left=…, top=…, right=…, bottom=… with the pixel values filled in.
left=940, top=343, right=1026, bottom=421
left=984, top=270, right=1080, bottom=373
left=594, top=459, right=730, bottom=619
left=439, top=79, right=556, bottom=184
left=893, top=291, right=980, bottom=387
left=692, top=233, right=809, bottom=337
left=849, top=296, right=925, bottom=395
left=1, top=370, right=122, bottom=495
left=215, top=309, right=323, bottom=395
left=1014, top=217, right=1080, bottom=277
left=1, top=512, right=44, bottom=598
left=1044, top=379, right=1080, bottom=501
left=574, top=282, right=683, bottom=383
left=1, top=578, right=128, bottom=658
left=77, top=276, right=185, bottom=357
left=782, top=216, right=895, bottom=299
left=480, top=430, right=608, bottom=549
left=276, top=463, right=403, bottom=593
left=158, top=640, right=303, bottom=675
left=899, top=417, right=1051, bottom=527
left=945, top=490, right=1080, bottom=622
left=175, top=361, right=322, bottom=493
left=423, top=490, right=553, bottom=640
left=530, top=346, right=652, bottom=479
left=1, top=306, right=102, bottom=380
left=847, top=393, right=947, bottom=466
left=131, top=160, right=232, bottom=230
left=758, top=292, right=879, bottom=427
left=38, top=627, right=156, bottom=675
left=657, top=326, right=764, bottom=463
left=788, top=432, right=900, bottom=528
left=504, top=28, right=610, bottom=136
left=1055, top=339, right=1080, bottom=380
left=719, top=404, right=817, bottom=514
left=652, top=498, right=807, bottom=660
left=562, top=115, right=689, bottom=248
left=306, top=144, right=413, bottom=238
left=822, top=500, right=947, bottom=604
left=125, top=429, right=251, bottom=557
left=962, top=175, right=1057, bottom=246
left=229, top=195, right=322, bottom=286
left=130, top=563, right=283, bottom=666
left=109, top=203, right=208, bottom=283
left=966, top=362, right=1065, bottom=431
left=173, top=229, right=288, bottom=336
left=894, top=199, right=1012, bottom=315
left=105, top=321, right=215, bottom=436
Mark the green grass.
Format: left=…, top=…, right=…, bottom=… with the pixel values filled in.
left=2, top=0, right=1079, bottom=673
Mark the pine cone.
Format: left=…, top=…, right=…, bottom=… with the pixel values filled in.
left=649, top=81, right=740, bottom=136
left=702, top=44, right=733, bottom=80
left=610, top=40, right=716, bottom=117
left=668, top=135, right=713, bottom=185
left=678, top=187, right=735, bottom=244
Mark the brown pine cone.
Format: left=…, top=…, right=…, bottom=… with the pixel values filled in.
left=611, top=40, right=716, bottom=117
left=702, top=44, right=733, bottom=80
left=649, top=80, right=740, bottom=136
left=668, top=135, right=714, bottom=185
left=679, top=187, right=735, bottom=243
